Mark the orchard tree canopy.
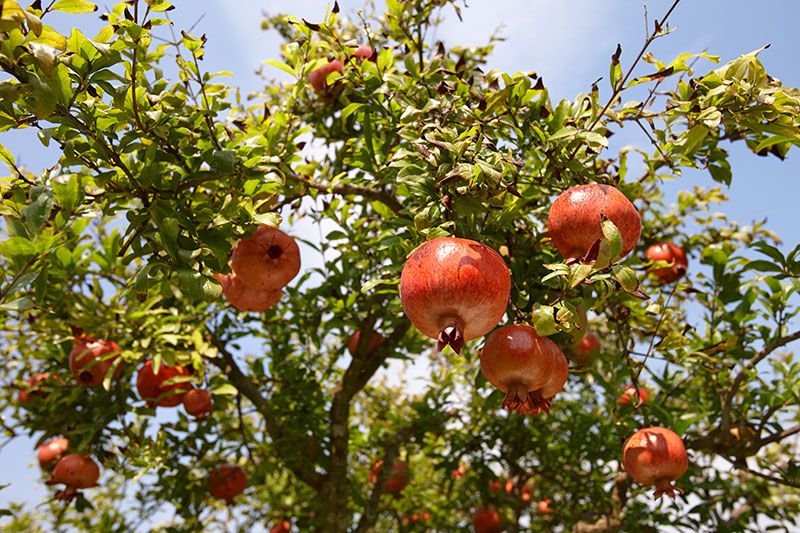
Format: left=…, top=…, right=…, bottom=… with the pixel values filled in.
left=2, top=0, right=800, bottom=531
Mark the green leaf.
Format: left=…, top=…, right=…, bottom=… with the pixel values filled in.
left=262, top=58, right=296, bottom=77
left=0, top=144, right=15, bottom=169
left=342, top=103, right=363, bottom=119
left=51, top=0, right=98, bottom=14
left=601, top=218, right=623, bottom=260
left=213, top=383, right=238, bottom=396
left=533, top=305, right=558, bottom=336
left=0, top=236, right=37, bottom=258
left=22, top=190, right=54, bottom=233
left=569, top=263, right=593, bottom=288
left=612, top=265, right=639, bottom=293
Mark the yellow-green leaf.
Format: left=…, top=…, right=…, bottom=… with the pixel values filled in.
left=51, top=0, right=97, bottom=14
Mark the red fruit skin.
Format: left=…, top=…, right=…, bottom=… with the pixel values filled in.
left=136, top=360, right=191, bottom=408
left=575, top=332, right=601, bottom=357
left=308, top=59, right=344, bottom=93
left=18, top=373, right=50, bottom=404
left=38, top=437, right=69, bottom=469
left=479, top=325, right=567, bottom=413
left=347, top=329, right=386, bottom=356
left=369, top=459, right=410, bottom=494
left=215, top=273, right=282, bottom=312
left=537, top=498, right=552, bottom=514
left=399, top=237, right=511, bottom=353
left=209, top=464, right=248, bottom=502
left=547, top=183, right=641, bottom=260
left=616, top=385, right=649, bottom=406
left=520, top=483, right=532, bottom=504
left=52, top=454, right=100, bottom=489
left=183, top=389, right=213, bottom=420
left=473, top=505, right=504, bottom=533
left=353, top=44, right=374, bottom=60
left=69, top=336, right=122, bottom=387
left=229, top=225, right=301, bottom=290
left=646, top=242, right=688, bottom=283
left=269, top=520, right=292, bottom=533
left=540, top=349, right=569, bottom=400
left=623, top=426, right=688, bottom=499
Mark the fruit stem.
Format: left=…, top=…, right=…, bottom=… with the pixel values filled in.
left=652, top=481, right=683, bottom=499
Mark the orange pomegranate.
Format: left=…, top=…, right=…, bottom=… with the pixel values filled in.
left=135, top=360, right=191, bottom=407
left=209, top=464, right=248, bottom=502
left=623, top=426, right=688, bottom=499
left=347, top=329, right=386, bottom=356
left=37, top=437, right=69, bottom=469
left=369, top=459, right=410, bottom=494
left=215, top=273, right=282, bottom=313
left=183, top=389, right=213, bottom=420
left=646, top=242, right=688, bottom=283
left=69, top=333, right=122, bottom=387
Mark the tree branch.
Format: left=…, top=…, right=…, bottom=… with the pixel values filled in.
left=323, top=317, right=411, bottom=532
left=722, top=329, right=800, bottom=432
left=206, top=329, right=324, bottom=488
left=284, top=172, right=404, bottom=214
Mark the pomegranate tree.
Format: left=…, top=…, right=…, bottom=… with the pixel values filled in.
left=182, top=389, right=213, bottom=420
left=135, top=360, right=191, bottom=407
left=37, top=437, right=69, bottom=469
left=547, top=183, right=641, bottom=260
left=645, top=241, right=688, bottom=283
left=623, top=426, right=688, bottom=498
left=209, top=464, right=248, bottom=503
left=69, top=332, right=122, bottom=387
left=480, top=325, right=569, bottom=413
left=399, top=237, right=510, bottom=353
left=369, top=459, right=410, bottom=494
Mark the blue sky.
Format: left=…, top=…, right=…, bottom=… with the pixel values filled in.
left=2, top=0, right=799, bottom=522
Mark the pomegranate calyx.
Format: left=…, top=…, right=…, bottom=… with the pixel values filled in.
left=55, top=487, right=79, bottom=501
left=437, top=325, right=464, bottom=354
left=653, top=482, right=683, bottom=499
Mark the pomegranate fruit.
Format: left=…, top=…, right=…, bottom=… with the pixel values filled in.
left=616, top=384, right=649, bottom=406
left=182, top=389, right=213, bottom=420
left=402, top=511, right=431, bottom=525
left=369, top=459, right=410, bottom=494
left=347, top=329, right=386, bottom=356
left=209, top=464, right=248, bottom=502
left=18, top=373, right=50, bottom=404
left=572, top=332, right=601, bottom=360
left=622, top=426, right=688, bottom=499
left=52, top=453, right=100, bottom=489
left=520, top=482, right=532, bottom=504
left=269, top=520, right=292, bottom=533
left=229, top=225, right=301, bottom=290
left=646, top=241, right=688, bottom=283
left=473, top=504, right=504, bottom=533
left=537, top=498, right=552, bottom=514
left=215, top=273, right=282, bottom=312
left=547, top=183, right=641, bottom=260
left=399, top=237, right=511, bottom=353
left=38, top=437, right=69, bottom=469
left=353, top=44, right=374, bottom=60
left=136, top=360, right=191, bottom=407
left=308, top=59, right=344, bottom=93
left=480, top=324, right=568, bottom=413
left=69, top=333, right=122, bottom=387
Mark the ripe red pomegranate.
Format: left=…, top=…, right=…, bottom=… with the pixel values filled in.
left=616, top=384, right=649, bottom=406
left=547, top=183, right=641, bottom=260
left=520, top=482, right=532, bottom=504
left=182, top=389, right=213, bottom=420
left=69, top=333, right=122, bottom=386
left=229, top=225, right=301, bottom=289
left=38, top=437, right=69, bottom=469
left=18, top=373, right=51, bottom=404
left=269, top=520, right=292, bottom=533
left=574, top=332, right=601, bottom=358
left=451, top=464, right=466, bottom=479
left=52, top=453, right=100, bottom=489
left=347, top=329, right=386, bottom=356
left=209, top=464, right=248, bottom=502
left=215, top=273, right=282, bottom=312
left=402, top=511, right=431, bottom=526
left=353, top=44, right=374, bottom=60
left=646, top=242, right=688, bottom=283
left=622, top=426, right=688, bottom=499
left=480, top=325, right=568, bottom=413
left=369, top=459, right=410, bottom=494
left=537, top=498, right=552, bottom=514
left=136, top=360, right=191, bottom=407
left=473, top=504, right=504, bottom=533
left=399, top=237, right=511, bottom=353
left=308, top=59, right=344, bottom=93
